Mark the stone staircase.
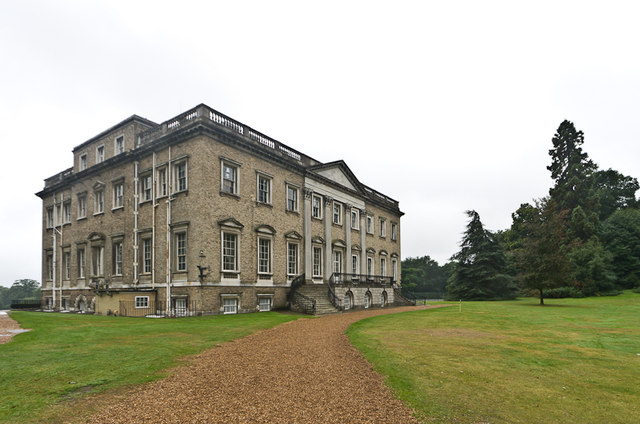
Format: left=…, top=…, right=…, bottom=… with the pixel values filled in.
left=294, top=284, right=340, bottom=315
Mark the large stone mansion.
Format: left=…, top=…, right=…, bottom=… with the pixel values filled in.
left=37, top=104, right=405, bottom=316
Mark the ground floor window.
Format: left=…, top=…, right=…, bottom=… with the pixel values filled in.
left=174, top=298, right=187, bottom=317
left=344, top=292, right=352, bottom=310
left=259, top=297, right=272, bottom=312
left=223, top=297, right=238, bottom=314
left=364, top=292, right=372, bottom=309
left=381, top=291, right=387, bottom=307
left=135, top=296, right=149, bottom=308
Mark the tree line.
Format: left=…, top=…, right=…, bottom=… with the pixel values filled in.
left=403, top=120, right=640, bottom=304
left=0, top=279, right=41, bottom=309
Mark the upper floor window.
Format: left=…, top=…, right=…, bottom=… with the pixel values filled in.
left=63, top=251, right=71, bottom=279
left=94, top=190, right=104, bottom=214
left=79, top=154, right=87, bottom=171
left=286, top=185, right=298, bottom=212
left=312, top=194, right=322, bottom=219
left=77, top=247, right=86, bottom=279
left=366, top=215, right=374, bottom=234
left=367, top=256, right=374, bottom=277
left=77, top=194, right=87, bottom=219
left=222, top=232, right=239, bottom=272
left=113, top=182, right=124, bottom=209
left=380, top=257, right=387, bottom=276
left=392, top=258, right=398, bottom=281
left=62, top=202, right=71, bottom=224
left=258, top=237, right=272, bottom=274
left=141, top=175, right=152, bottom=202
left=176, top=232, right=187, bottom=271
left=287, top=242, right=299, bottom=276
left=46, top=207, right=54, bottom=228
left=352, top=254, right=359, bottom=274
left=174, top=162, right=187, bottom=193
left=379, top=218, right=387, bottom=238
left=142, top=238, right=152, bottom=273
left=157, top=168, right=167, bottom=197
left=333, top=202, right=342, bottom=225
left=351, top=209, right=359, bottom=230
left=391, top=222, right=398, bottom=241
left=113, top=242, right=123, bottom=275
left=92, top=246, right=104, bottom=276
left=114, top=136, right=125, bottom=155
left=221, top=162, right=238, bottom=195
left=313, top=246, right=323, bottom=277
left=46, top=254, right=53, bottom=280
left=257, top=174, right=272, bottom=204
left=96, top=145, right=105, bottom=164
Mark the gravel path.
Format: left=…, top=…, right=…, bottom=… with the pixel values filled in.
left=84, top=305, right=444, bottom=423
left=0, top=310, right=29, bottom=345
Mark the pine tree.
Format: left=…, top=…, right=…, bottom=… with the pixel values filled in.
left=446, top=210, right=516, bottom=300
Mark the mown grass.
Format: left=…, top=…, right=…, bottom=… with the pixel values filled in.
left=0, top=311, right=301, bottom=423
left=348, top=292, right=640, bottom=423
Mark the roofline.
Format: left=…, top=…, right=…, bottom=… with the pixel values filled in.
left=72, top=114, right=158, bottom=153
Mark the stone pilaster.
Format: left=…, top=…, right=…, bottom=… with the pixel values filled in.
left=324, top=196, right=333, bottom=282
left=303, top=188, right=313, bottom=282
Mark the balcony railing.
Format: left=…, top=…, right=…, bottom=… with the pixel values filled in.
left=329, top=273, right=395, bottom=287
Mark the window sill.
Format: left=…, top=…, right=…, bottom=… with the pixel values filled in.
left=332, top=222, right=343, bottom=228
left=220, top=191, right=240, bottom=200
left=172, top=189, right=188, bottom=196
left=111, top=206, right=124, bottom=212
left=139, top=200, right=152, bottom=206
left=93, top=212, right=104, bottom=217
left=256, top=201, right=273, bottom=208
left=311, top=216, right=323, bottom=221
left=77, top=217, right=87, bottom=221
left=286, top=210, right=300, bottom=216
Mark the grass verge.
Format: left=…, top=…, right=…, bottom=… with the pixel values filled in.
left=0, top=311, right=300, bottom=423
left=348, top=292, right=640, bottom=423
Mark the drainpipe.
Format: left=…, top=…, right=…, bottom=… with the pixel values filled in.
left=152, top=152, right=157, bottom=289
left=52, top=192, right=57, bottom=310
left=59, top=192, right=64, bottom=311
left=133, top=161, right=139, bottom=284
left=166, top=146, right=173, bottom=315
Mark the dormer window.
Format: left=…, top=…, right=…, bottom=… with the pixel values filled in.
left=114, top=136, right=125, bottom=155
left=79, top=154, right=87, bottom=171
left=96, top=145, right=105, bottom=164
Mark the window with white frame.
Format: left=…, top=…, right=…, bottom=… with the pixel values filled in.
left=391, top=222, right=398, bottom=241
left=223, top=297, right=238, bottom=314
left=79, top=153, right=87, bottom=171
left=157, top=168, right=167, bottom=197
left=113, top=182, right=124, bottom=209
left=141, top=175, right=152, bottom=202
left=135, top=296, right=149, bottom=308
left=64, top=251, right=71, bottom=279
left=114, top=136, right=124, bottom=155
left=94, top=190, right=104, bottom=214
left=379, top=218, right=387, bottom=237
left=366, top=215, right=374, bottom=234
left=367, top=256, right=373, bottom=277
left=333, top=250, right=342, bottom=274
left=77, top=194, right=86, bottom=219
left=176, top=232, right=187, bottom=272
left=222, top=232, right=239, bottom=272
left=380, top=257, right=387, bottom=277
left=56, top=204, right=62, bottom=226
left=174, top=161, right=187, bottom=193
left=113, top=242, right=123, bottom=275
left=258, top=237, right=272, bottom=274
left=63, top=202, right=71, bottom=224
left=142, top=238, right=152, bottom=273
left=287, top=242, right=299, bottom=276
left=392, top=258, right=398, bottom=281
left=46, top=207, right=54, bottom=228
left=92, top=246, right=104, bottom=276
left=257, top=174, right=271, bottom=204
left=313, top=246, right=322, bottom=277
left=286, top=185, right=298, bottom=212
left=352, top=254, right=359, bottom=274
left=333, top=202, right=342, bottom=225
left=312, top=194, right=322, bottom=219
left=259, top=296, right=271, bottom=312
left=96, top=145, right=105, bottom=164
left=46, top=254, right=53, bottom=280
left=221, top=162, right=238, bottom=195
left=78, top=247, right=86, bottom=279
left=351, top=209, right=359, bottom=230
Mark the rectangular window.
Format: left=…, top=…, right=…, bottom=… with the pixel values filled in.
left=143, top=238, right=152, bottom=273
left=135, top=296, right=149, bottom=308
left=78, top=248, right=85, bottom=279
left=367, top=215, right=374, bottom=234
left=333, top=202, right=342, bottom=225
left=175, top=162, right=187, bottom=192
left=391, top=222, right=398, bottom=241
left=77, top=195, right=86, bottom=219
left=392, top=259, right=398, bottom=281
left=64, top=252, right=71, bottom=279
left=56, top=205, right=62, bottom=226
left=287, top=243, right=298, bottom=276
left=113, top=182, right=124, bottom=209
left=223, top=297, right=238, bottom=314
left=96, top=145, right=105, bottom=163
left=313, top=247, right=322, bottom=277
left=258, top=238, right=271, bottom=274
left=379, top=218, right=387, bottom=237
left=142, top=175, right=152, bottom=202
left=63, top=202, right=71, bottom=224
left=380, top=257, right=387, bottom=276
left=259, top=297, right=271, bottom=312
left=257, top=174, right=271, bottom=204
left=286, top=185, right=298, bottom=212
left=46, top=254, right=53, bottom=280
left=92, top=246, right=104, bottom=276
left=351, top=209, right=359, bottom=230
left=312, top=194, right=322, bottom=219
left=222, top=162, right=237, bottom=194
left=157, top=168, right=167, bottom=197
left=114, top=242, right=123, bottom=275
left=333, top=251, right=342, bottom=274
left=222, top=232, right=238, bottom=272
left=352, top=254, right=359, bottom=274
left=46, top=207, right=54, bottom=228
left=94, top=190, right=104, bottom=214
left=114, top=136, right=124, bottom=155
left=367, top=257, right=373, bottom=277
left=176, top=232, right=187, bottom=271
left=79, top=154, right=87, bottom=171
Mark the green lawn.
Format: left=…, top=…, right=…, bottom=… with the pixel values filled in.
left=0, top=311, right=301, bottom=423
left=348, top=292, right=640, bottom=423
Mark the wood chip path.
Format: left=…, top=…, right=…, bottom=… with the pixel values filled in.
left=84, top=305, right=444, bottom=423
left=0, top=310, right=28, bottom=345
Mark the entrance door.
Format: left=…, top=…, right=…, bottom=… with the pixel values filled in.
left=175, top=298, right=187, bottom=317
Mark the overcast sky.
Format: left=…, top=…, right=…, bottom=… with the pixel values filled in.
left=1, top=1, right=639, bottom=287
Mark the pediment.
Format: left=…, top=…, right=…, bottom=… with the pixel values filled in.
left=255, top=224, right=276, bottom=235
left=309, top=161, right=362, bottom=192
left=285, top=231, right=303, bottom=240
left=217, top=218, right=244, bottom=229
